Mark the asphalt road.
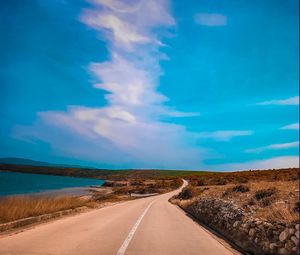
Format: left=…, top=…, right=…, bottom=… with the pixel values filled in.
left=0, top=181, right=240, bottom=255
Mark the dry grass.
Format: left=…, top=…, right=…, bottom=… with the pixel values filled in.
left=255, top=204, right=298, bottom=222
left=0, top=178, right=182, bottom=224
left=188, top=168, right=298, bottom=186
left=108, top=178, right=183, bottom=195
left=0, top=196, right=88, bottom=224
left=191, top=180, right=299, bottom=222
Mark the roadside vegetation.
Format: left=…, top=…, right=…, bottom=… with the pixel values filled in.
left=1, top=166, right=298, bottom=226
left=0, top=196, right=89, bottom=224
left=0, top=178, right=183, bottom=224
left=92, top=178, right=183, bottom=202
left=172, top=168, right=299, bottom=255
left=175, top=168, right=299, bottom=222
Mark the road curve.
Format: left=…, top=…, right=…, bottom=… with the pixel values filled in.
left=0, top=180, right=240, bottom=255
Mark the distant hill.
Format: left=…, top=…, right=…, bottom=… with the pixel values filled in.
left=0, top=158, right=210, bottom=180
left=0, top=157, right=84, bottom=168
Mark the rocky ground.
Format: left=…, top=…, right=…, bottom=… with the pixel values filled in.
left=171, top=169, right=299, bottom=255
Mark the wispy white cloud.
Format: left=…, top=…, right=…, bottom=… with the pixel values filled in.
left=214, top=156, right=299, bottom=171
left=280, top=123, right=299, bottom=130
left=14, top=0, right=204, bottom=169
left=82, top=12, right=150, bottom=49
left=90, top=53, right=167, bottom=106
left=256, top=96, right=299, bottom=106
left=81, top=0, right=174, bottom=50
left=245, top=141, right=299, bottom=153
left=197, top=130, right=253, bottom=141
left=194, top=13, right=227, bottom=27
left=89, top=0, right=140, bottom=14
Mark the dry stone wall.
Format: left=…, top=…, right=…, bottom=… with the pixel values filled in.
left=183, top=198, right=299, bottom=255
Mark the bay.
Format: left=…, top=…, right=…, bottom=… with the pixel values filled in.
left=0, top=171, right=104, bottom=196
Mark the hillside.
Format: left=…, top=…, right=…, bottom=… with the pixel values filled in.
left=0, top=157, right=86, bottom=168
left=0, top=163, right=209, bottom=180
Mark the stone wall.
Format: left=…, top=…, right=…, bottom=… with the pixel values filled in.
left=180, top=198, right=299, bottom=255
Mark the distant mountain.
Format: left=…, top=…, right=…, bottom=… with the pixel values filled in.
left=0, top=157, right=86, bottom=168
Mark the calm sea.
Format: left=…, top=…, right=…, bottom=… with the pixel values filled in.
left=0, top=171, right=104, bottom=196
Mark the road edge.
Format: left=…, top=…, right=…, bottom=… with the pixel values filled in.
left=0, top=201, right=122, bottom=236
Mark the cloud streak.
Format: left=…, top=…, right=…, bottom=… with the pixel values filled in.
left=194, top=13, right=227, bottom=27
left=245, top=141, right=299, bottom=153
left=214, top=156, right=299, bottom=171
left=256, top=96, right=299, bottom=106
left=280, top=123, right=299, bottom=130
left=197, top=130, right=253, bottom=141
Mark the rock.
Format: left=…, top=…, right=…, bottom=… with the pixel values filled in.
left=291, top=236, right=298, bottom=245
left=296, top=224, right=299, bottom=230
left=278, top=248, right=288, bottom=255
left=264, top=222, right=272, bottom=227
left=254, top=237, right=258, bottom=243
left=233, top=221, right=239, bottom=228
left=269, top=243, right=277, bottom=250
left=241, top=223, right=247, bottom=228
left=295, top=230, right=299, bottom=239
left=263, top=241, right=270, bottom=251
left=289, top=228, right=295, bottom=235
left=279, top=229, right=289, bottom=242
left=249, top=228, right=256, bottom=237
left=285, top=240, right=295, bottom=250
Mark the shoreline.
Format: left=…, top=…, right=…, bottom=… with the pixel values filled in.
left=0, top=170, right=105, bottom=197
left=0, top=186, right=105, bottom=198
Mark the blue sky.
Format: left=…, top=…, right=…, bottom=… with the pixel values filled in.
left=1, top=0, right=299, bottom=170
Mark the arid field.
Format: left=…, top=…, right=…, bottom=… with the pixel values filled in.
left=178, top=168, right=299, bottom=222
left=172, top=168, right=299, bottom=254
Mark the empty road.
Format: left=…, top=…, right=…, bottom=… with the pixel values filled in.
left=0, top=181, right=240, bottom=255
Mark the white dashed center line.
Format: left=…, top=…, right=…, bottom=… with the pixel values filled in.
left=116, top=200, right=155, bottom=255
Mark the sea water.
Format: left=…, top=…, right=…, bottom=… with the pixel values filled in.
left=0, top=171, right=104, bottom=196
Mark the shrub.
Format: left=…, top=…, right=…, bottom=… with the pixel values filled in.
left=232, top=184, right=250, bottom=193
left=130, top=180, right=142, bottom=186
left=222, top=190, right=230, bottom=197
left=177, top=187, right=197, bottom=200
left=190, top=179, right=205, bottom=186
left=223, top=185, right=249, bottom=197
left=93, top=192, right=120, bottom=202
left=247, top=198, right=256, bottom=206
left=254, top=188, right=277, bottom=201
left=215, top=179, right=227, bottom=185
left=260, top=197, right=273, bottom=207
left=293, top=201, right=300, bottom=213
left=236, top=177, right=249, bottom=184
left=196, top=179, right=205, bottom=186
left=102, top=181, right=114, bottom=187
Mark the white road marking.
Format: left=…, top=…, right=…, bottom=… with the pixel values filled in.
left=116, top=200, right=155, bottom=255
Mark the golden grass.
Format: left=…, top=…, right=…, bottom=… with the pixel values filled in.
left=188, top=168, right=298, bottom=186
left=256, top=204, right=298, bottom=222
left=192, top=180, right=299, bottom=222
left=0, top=178, right=182, bottom=225
left=0, top=196, right=88, bottom=224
